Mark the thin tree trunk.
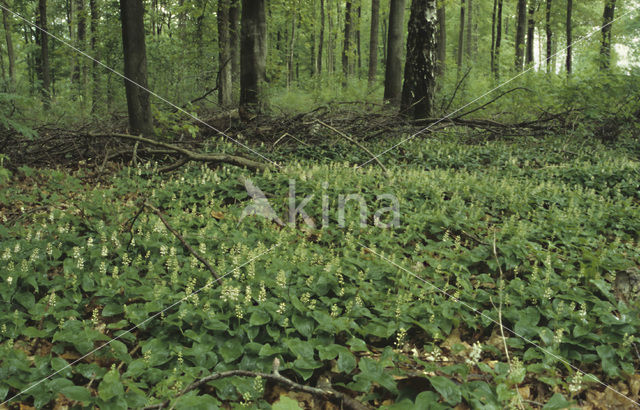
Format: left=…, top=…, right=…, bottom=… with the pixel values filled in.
left=356, top=3, right=361, bottom=75
left=229, top=0, right=240, bottom=82
left=318, top=0, right=324, bottom=74
left=566, top=0, right=572, bottom=74
left=342, top=0, right=352, bottom=86
left=401, top=0, right=437, bottom=119
left=490, top=0, right=497, bottom=74
left=381, top=16, right=387, bottom=66
left=545, top=0, right=552, bottom=72
left=2, top=3, right=15, bottom=84
left=600, top=0, right=616, bottom=69
left=383, top=0, right=405, bottom=104
left=494, top=0, right=502, bottom=78
left=368, top=0, right=379, bottom=86
left=515, top=0, right=526, bottom=71
left=239, top=0, right=266, bottom=113
left=218, top=0, right=232, bottom=105
left=287, top=5, right=296, bottom=88
left=465, top=0, right=472, bottom=60
left=525, top=0, right=535, bottom=65
left=456, top=0, right=465, bottom=76
left=436, top=2, right=446, bottom=78
left=36, top=0, right=51, bottom=103
left=90, top=0, right=99, bottom=111
left=120, top=0, right=153, bottom=135
left=76, top=0, right=87, bottom=95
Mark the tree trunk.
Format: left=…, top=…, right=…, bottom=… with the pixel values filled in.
left=525, top=0, right=534, bottom=66
left=465, top=0, right=472, bottom=60
left=287, top=5, right=296, bottom=88
left=383, top=0, right=406, bottom=104
left=90, top=0, right=99, bottom=111
left=239, top=0, right=266, bottom=113
left=367, top=0, right=379, bottom=85
left=318, top=0, right=324, bottom=74
left=456, top=0, right=465, bottom=76
left=436, top=2, right=446, bottom=78
left=2, top=3, right=15, bottom=84
left=218, top=0, right=232, bottom=105
left=342, top=0, right=352, bottom=86
left=75, top=0, right=87, bottom=94
left=600, top=0, right=616, bottom=69
left=490, top=0, right=497, bottom=74
left=35, top=0, right=51, bottom=103
left=494, top=0, right=502, bottom=78
left=515, top=0, right=526, bottom=71
left=229, top=0, right=240, bottom=82
left=120, top=0, right=153, bottom=135
left=401, top=0, right=438, bottom=119
left=545, top=0, right=552, bottom=72
left=356, top=3, right=361, bottom=75
left=566, top=0, right=572, bottom=74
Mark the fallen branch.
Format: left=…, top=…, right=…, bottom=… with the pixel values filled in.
left=312, top=119, right=388, bottom=172
left=454, top=87, right=530, bottom=120
left=88, top=133, right=269, bottom=172
left=141, top=368, right=369, bottom=410
left=144, top=202, right=220, bottom=281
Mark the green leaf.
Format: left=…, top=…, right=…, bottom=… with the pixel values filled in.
left=542, top=393, right=572, bottom=409
left=249, top=309, right=271, bottom=326
left=428, top=376, right=461, bottom=405
left=60, top=386, right=92, bottom=402
left=272, top=396, right=303, bottom=410
left=98, top=370, right=124, bottom=401
left=596, top=345, right=620, bottom=377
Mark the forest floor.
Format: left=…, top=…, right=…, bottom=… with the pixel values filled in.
left=1, top=113, right=640, bottom=409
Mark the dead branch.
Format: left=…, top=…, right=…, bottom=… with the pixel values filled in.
left=141, top=369, right=369, bottom=410
left=312, top=119, right=388, bottom=172
left=88, top=132, right=269, bottom=171
left=144, top=202, right=220, bottom=281
left=454, top=87, right=530, bottom=120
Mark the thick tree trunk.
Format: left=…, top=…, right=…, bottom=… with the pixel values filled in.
left=515, top=0, right=526, bottom=71
left=525, top=0, right=534, bottom=66
left=436, top=2, right=446, bottom=78
left=239, top=0, right=266, bottom=113
left=218, top=0, right=232, bottom=105
left=229, top=0, right=240, bottom=82
left=383, top=0, right=406, bottom=104
left=90, top=0, right=99, bottom=111
left=401, top=0, right=438, bottom=119
left=120, top=0, right=153, bottom=135
left=2, top=3, right=15, bottom=83
left=600, top=0, right=616, bottom=69
left=566, top=0, right=572, bottom=74
left=494, top=0, right=502, bottom=78
left=368, top=0, right=379, bottom=85
left=35, top=0, right=51, bottom=103
left=318, top=0, right=324, bottom=74
left=456, top=0, right=465, bottom=76
left=342, top=0, right=352, bottom=86
left=545, top=0, right=552, bottom=72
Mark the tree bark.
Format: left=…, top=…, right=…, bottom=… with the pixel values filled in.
left=490, top=0, right=497, bottom=74
left=2, top=2, right=15, bottom=84
left=35, top=0, right=51, bottom=103
left=218, top=0, right=232, bottom=105
left=90, top=0, right=99, bottom=111
left=383, top=0, right=406, bottom=104
left=456, top=0, right=465, bottom=76
left=515, top=0, right=526, bottom=71
left=287, top=5, right=296, bottom=88
left=566, top=0, right=572, bottom=74
left=401, top=0, right=438, bottom=119
left=342, top=0, right=352, bottom=86
left=436, top=1, right=446, bottom=78
left=229, top=0, right=240, bottom=82
left=75, top=0, right=87, bottom=94
left=545, top=0, right=552, bottom=72
left=494, top=0, right=502, bottom=78
left=239, top=0, right=266, bottom=114
left=356, top=3, right=361, bottom=74
left=318, top=0, right=324, bottom=74
left=368, top=0, right=379, bottom=85
left=120, top=0, right=153, bottom=135
left=465, top=0, right=472, bottom=60
left=525, top=0, right=535, bottom=66
left=600, top=0, right=616, bottom=69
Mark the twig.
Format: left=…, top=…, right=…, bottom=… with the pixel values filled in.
left=313, top=119, right=387, bottom=172
left=141, top=369, right=369, bottom=410
left=144, top=202, right=220, bottom=281
left=454, top=88, right=530, bottom=120
left=88, top=133, right=270, bottom=172
left=444, top=67, right=472, bottom=112
left=157, top=157, right=190, bottom=173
